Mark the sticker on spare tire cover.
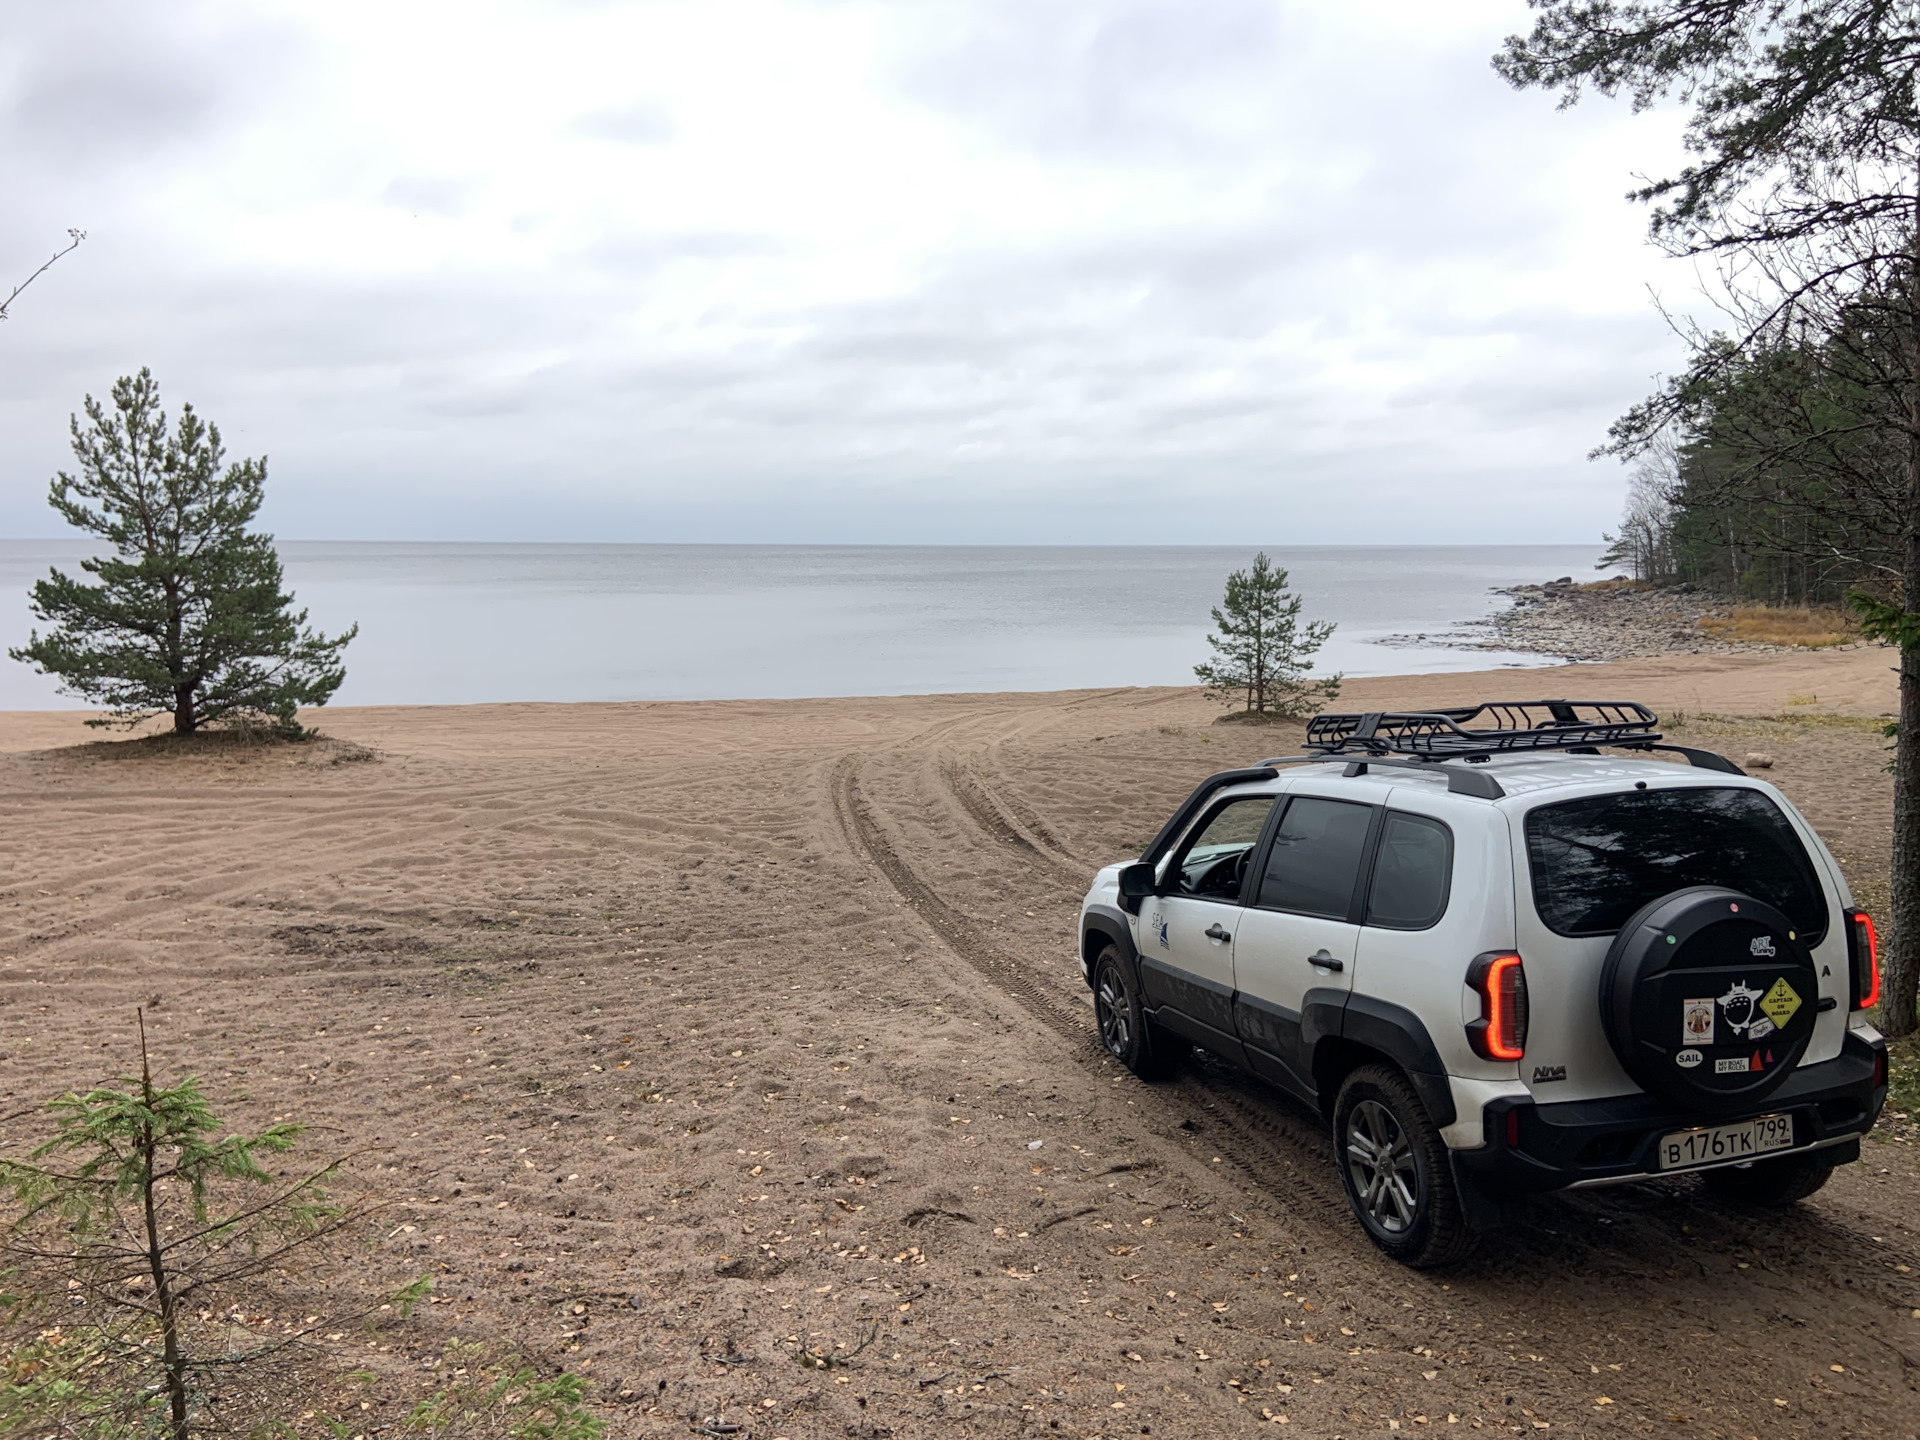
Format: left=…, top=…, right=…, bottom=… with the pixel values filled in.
left=1761, top=976, right=1803, bottom=1029
left=1675, top=1048, right=1703, bottom=1069
left=1683, top=998, right=1715, bottom=1046
left=1717, top=980, right=1767, bottom=1038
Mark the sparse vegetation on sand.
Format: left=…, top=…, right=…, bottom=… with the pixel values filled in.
left=0, top=1021, right=596, bottom=1439
left=1697, top=605, right=1860, bottom=649
left=0, top=1017, right=367, bottom=1437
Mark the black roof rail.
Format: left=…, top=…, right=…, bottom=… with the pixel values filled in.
left=1644, top=744, right=1747, bottom=776
left=1253, top=751, right=1509, bottom=798
left=1337, top=756, right=1508, bottom=799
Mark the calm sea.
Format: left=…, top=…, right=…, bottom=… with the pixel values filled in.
left=0, top=542, right=1605, bottom=708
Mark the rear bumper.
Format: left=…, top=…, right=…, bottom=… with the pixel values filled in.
left=1453, top=1030, right=1887, bottom=1200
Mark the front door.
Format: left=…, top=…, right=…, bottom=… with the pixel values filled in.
left=1232, top=794, right=1374, bottom=1099
left=1139, top=792, right=1277, bottom=1060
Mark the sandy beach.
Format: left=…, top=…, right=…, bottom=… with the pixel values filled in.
left=1, top=644, right=1912, bottom=1437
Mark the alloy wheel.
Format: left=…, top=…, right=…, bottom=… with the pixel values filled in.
left=1096, top=971, right=1132, bottom=1058
left=1346, top=1098, right=1420, bottom=1235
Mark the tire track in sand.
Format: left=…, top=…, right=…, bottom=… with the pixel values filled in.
left=941, top=759, right=1083, bottom=885
left=831, top=750, right=1350, bottom=1227
left=832, top=755, right=1091, bottom=1050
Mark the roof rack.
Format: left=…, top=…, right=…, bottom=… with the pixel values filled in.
left=1251, top=700, right=1745, bottom=799
left=1303, top=699, right=1659, bottom=759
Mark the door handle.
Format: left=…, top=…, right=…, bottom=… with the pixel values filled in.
left=1204, top=923, right=1233, bottom=942
left=1306, top=949, right=1344, bottom=972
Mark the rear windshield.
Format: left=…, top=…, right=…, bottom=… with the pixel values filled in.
left=1524, top=786, right=1827, bottom=940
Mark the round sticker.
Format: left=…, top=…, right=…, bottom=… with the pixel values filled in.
left=1675, top=1048, right=1703, bottom=1069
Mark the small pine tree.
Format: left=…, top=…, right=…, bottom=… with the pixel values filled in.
left=0, top=1016, right=360, bottom=1439
left=1194, top=552, right=1341, bottom=719
left=10, top=368, right=357, bottom=734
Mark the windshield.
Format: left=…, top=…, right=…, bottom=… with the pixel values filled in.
left=1524, top=785, right=1827, bottom=940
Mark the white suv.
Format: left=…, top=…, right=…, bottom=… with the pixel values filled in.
left=1077, top=700, right=1887, bottom=1266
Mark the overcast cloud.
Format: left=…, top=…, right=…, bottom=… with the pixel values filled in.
left=0, top=0, right=1691, bottom=544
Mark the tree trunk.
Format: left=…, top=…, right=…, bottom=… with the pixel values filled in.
left=1889, top=395, right=1920, bottom=1033
left=1893, top=636, right=1919, bottom=1035
left=174, top=684, right=196, bottom=735
left=140, top=1101, right=192, bottom=1438
left=1888, top=183, right=1920, bottom=1038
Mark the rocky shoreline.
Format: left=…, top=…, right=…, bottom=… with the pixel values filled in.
left=1390, top=577, right=1872, bottom=663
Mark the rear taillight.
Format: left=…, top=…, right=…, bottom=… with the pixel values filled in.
left=1848, top=909, right=1880, bottom=1011
left=1467, top=952, right=1529, bottom=1061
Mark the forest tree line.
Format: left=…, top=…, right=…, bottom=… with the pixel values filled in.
left=1599, top=325, right=1907, bottom=610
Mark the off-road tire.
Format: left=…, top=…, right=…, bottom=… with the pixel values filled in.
left=1333, top=1064, right=1476, bottom=1268
left=1700, top=1150, right=1837, bottom=1206
left=1092, top=945, right=1185, bottom=1081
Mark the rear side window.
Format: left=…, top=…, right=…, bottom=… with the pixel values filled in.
left=1366, top=813, right=1452, bottom=930
left=1257, top=796, right=1373, bottom=919
left=1525, top=786, right=1827, bottom=940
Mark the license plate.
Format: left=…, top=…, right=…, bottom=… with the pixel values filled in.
left=1656, top=1114, right=1795, bottom=1171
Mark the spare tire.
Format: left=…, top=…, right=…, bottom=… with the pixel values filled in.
left=1600, top=886, right=1820, bottom=1116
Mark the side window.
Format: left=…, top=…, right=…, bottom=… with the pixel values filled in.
left=1257, top=796, right=1373, bottom=919
left=1366, top=812, right=1453, bottom=930
left=1169, top=796, right=1276, bottom=902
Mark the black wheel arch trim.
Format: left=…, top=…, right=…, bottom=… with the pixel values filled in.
left=1081, top=906, right=1138, bottom=990
left=1324, top=992, right=1457, bottom=1130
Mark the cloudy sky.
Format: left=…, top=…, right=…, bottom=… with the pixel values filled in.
left=0, top=0, right=1690, bottom=544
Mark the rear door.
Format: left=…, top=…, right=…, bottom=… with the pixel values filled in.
left=1230, top=793, right=1376, bottom=1098
left=1139, top=792, right=1278, bottom=1061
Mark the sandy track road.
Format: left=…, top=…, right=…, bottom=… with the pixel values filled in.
left=0, top=665, right=1915, bottom=1439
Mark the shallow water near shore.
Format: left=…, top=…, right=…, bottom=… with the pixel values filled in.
left=0, top=541, right=1603, bottom=707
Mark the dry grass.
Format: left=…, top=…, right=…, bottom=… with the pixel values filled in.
left=1575, top=577, right=1648, bottom=592
left=1691, top=710, right=1889, bottom=733
left=50, top=727, right=377, bottom=768
left=1697, top=604, right=1859, bottom=648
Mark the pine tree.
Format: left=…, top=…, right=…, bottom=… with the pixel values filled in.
left=10, top=369, right=356, bottom=734
left=1194, top=552, right=1341, bottom=719
left=1496, top=0, right=1920, bottom=1034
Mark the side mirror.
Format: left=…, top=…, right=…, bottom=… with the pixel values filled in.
left=1117, top=861, right=1157, bottom=914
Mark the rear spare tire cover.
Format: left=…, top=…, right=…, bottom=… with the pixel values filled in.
left=1600, top=886, right=1819, bottom=1116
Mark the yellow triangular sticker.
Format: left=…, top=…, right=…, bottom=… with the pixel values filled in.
left=1761, top=977, right=1802, bottom=1027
